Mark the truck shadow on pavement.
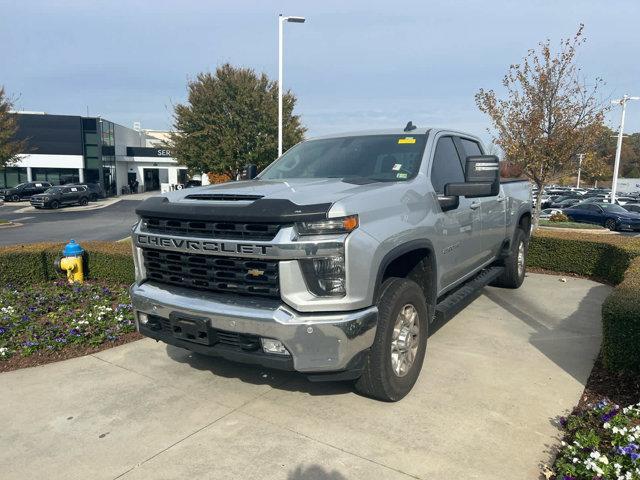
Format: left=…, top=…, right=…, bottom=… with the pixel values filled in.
left=165, top=345, right=355, bottom=397
left=287, top=464, right=347, bottom=480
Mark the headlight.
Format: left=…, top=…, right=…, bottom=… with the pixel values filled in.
left=300, top=255, right=346, bottom=297
left=296, top=215, right=358, bottom=236
left=42, top=197, right=49, bottom=202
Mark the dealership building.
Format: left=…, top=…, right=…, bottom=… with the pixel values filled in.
left=1, top=112, right=191, bottom=195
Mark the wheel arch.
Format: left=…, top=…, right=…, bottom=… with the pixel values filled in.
left=374, top=240, right=438, bottom=309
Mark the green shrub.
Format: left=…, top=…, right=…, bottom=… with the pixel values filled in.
left=602, top=257, right=640, bottom=372
left=0, top=242, right=134, bottom=285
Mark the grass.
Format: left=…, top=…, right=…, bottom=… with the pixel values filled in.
left=539, top=220, right=605, bottom=230
left=0, top=219, right=9, bottom=225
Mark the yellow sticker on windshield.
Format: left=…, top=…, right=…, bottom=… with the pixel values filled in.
left=398, top=137, right=416, bottom=144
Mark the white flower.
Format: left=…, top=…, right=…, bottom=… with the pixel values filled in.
left=590, top=451, right=601, bottom=460
left=604, top=422, right=611, bottom=429
left=0, top=347, right=9, bottom=356
left=572, top=457, right=579, bottom=463
left=600, top=455, right=609, bottom=465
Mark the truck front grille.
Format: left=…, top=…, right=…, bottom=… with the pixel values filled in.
left=142, top=248, right=279, bottom=298
left=141, top=217, right=282, bottom=241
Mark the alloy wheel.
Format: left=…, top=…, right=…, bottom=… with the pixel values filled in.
left=390, top=304, right=420, bottom=377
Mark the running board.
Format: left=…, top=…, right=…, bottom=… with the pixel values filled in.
left=434, top=266, right=504, bottom=324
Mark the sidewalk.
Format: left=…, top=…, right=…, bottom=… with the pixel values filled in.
left=0, top=273, right=610, bottom=479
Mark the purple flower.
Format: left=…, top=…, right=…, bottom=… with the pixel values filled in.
left=563, top=476, right=576, bottom=480
left=631, top=452, right=640, bottom=462
left=0, top=327, right=5, bottom=334
left=54, top=337, right=67, bottom=343
left=559, top=416, right=568, bottom=427
left=22, top=341, right=38, bottom=347
left=601, top=409, right=619, bottom=422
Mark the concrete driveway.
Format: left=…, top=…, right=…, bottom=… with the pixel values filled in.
left=0, top=273, right=610, bottom=480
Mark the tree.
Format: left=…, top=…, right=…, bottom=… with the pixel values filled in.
left=475, top=25, right=607, bottom=226
left=168, top=64, right=306, bottom=179
left=0, top=86, right=27, bottom=168
left=580, top=152, right=610, bottom=186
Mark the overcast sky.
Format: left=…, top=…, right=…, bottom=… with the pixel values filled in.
left=2, top=0, right=639, bottom=144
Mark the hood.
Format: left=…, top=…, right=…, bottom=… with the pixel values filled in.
left=163, top=178, right=392, bottom=205
left=136, top=178, right=395, bottom=223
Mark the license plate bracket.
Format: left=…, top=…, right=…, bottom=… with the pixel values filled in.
left=169, top=313, right=211, bottom=345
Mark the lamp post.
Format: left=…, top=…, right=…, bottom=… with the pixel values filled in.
left=576, top=153, right=585, bottom=188
left=278, top=14, right=306, bottom=157
left=610, top=95, right=640, bottom=203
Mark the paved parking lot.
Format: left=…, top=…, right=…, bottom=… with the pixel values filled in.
left=0, top=199, right=142, bottom=245
left=0, top=273, right=611, bottom=479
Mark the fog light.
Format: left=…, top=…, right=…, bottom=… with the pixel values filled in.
left=138, top=312, right=149, bottom=325
left=261, top=338, right=290, bottom=355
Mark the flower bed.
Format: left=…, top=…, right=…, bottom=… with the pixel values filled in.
left=0, top=280, right=140, bottom=372
left=554, top=399, right=640, bottom=479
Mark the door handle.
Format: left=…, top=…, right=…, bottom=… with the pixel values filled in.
left=470, top=201, right=481, bottom=210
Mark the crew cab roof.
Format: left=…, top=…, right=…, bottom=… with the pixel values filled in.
left=310, top=127, right=482, bottom=142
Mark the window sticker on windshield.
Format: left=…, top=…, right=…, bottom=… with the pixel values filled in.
left=392, top=164, right=402, bottom=171
left=398, top=137, right=416, bottom=144
left=397, top=172, right=408, bottom=179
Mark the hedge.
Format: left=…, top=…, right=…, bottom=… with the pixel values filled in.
left=1, top=233, right=639, bottom=372
left=0, top=241, right=134, bottom=285
left=528, top=230, right=640, bottom=373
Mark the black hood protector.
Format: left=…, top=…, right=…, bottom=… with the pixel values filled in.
left=135, top=195, right=332, bottom=223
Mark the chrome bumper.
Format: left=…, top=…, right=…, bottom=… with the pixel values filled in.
left=130, top=281, right=378, bottom=373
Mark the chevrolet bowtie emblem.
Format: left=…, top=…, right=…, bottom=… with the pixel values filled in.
left=247, top=268, right=265, bottom=277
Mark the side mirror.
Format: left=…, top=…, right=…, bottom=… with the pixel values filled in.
left=444, top=155, right=500, bottom=198
left=241, top=164, right=258, bottom=180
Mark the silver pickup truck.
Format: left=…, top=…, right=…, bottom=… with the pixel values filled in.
left=130, top=125, right=532, bottom=401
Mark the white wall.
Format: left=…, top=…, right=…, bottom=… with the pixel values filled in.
left=16, top=154, right=83, bottom=169
left=618, top=178, right=640, bottom=193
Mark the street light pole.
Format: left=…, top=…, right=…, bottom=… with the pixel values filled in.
left=576, top=153, right=584, bottom=188
left=278, top=14, right=305, bottom=158
left=610, top=95, right=640, bottom=203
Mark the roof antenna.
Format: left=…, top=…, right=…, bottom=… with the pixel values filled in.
left=404, top=121, right=417, bottom=132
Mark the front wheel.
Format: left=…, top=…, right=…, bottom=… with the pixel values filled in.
left=79, top=197, right=88, bottom=206
left=49, top=200, right=59, bottom=209
left=605, top=219, right=617, bottom=231
left=10, top=194, right=20, bottom=202
left=355, top=278, right=429, bottom=402
left=492, top=228, right=528, bottom=289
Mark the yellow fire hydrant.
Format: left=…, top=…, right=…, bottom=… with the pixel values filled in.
left=56, top=239, right=85, bottom=284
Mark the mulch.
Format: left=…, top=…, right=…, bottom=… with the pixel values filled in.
left=0, top=331, right=143, bottom=373
left=577, top=353, right=640, bottom=409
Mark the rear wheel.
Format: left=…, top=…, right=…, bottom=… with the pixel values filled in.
left=355, top=278, right=429, bottom=402
left=10, top=194, right=19, bottom=202
left=79, top=197, right=88, bottom=206
left=492, top=228, right=528, bottom=289
left=90, top=193, right=98, bottom=202
left=605, top=218, right=617, bottom=231
left=49, top=200, right=59, bottom=209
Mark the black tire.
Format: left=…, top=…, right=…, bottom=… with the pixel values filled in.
left=605, top=218, right=617, bottom=231
left=492, top=228, right=528, bottom=288
left=355, top=278, right=429, bottom=402
left=90, top=193, right=98, bottom=202
left=10, top=194, right=20, bottom=202
left=79, top=197, right=88, bottom=206
left=49, top=200, right=59, bottom=209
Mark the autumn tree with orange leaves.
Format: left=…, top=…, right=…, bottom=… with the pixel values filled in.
left=475, top=25, right=608, bottom=226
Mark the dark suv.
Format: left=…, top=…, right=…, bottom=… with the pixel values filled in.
left=0, top=182, right=53, bottom=201
left=30, top=186, right=90, bottom=209
left=67, top=183, right=105, bottom=201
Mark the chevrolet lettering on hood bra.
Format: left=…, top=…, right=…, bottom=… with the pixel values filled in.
left=129, top=126, right=533, bottom=401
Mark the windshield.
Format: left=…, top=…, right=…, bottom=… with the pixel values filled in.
left=13, top=183, right=27, bottom=189
left=259, top=134, right=427, bottom=182
left=600, top=203, right=628, bottom=213
left=44, top=187, right=62, bottom=194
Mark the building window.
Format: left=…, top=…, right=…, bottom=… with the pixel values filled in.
left=178, top=169, right=188, bottom=185
left=32, top=168, right=80, bottom=185
left=0, top=167, right=28, bottom=188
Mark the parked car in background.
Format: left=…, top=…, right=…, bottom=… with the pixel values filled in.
left=184, top=180, right=202, bottom=188
left=563, top=202, right=640, bottom=231
left=67, top=183, right=105, bottom=201
left=551, top=198, right=581, bottom=209
left=539, top=208, right=563, bottom=219
left=0, top=182, right=52, bottom=201
left=30, top=185, right=90, bottom=209
left=623, top=203, right=640, bottom=214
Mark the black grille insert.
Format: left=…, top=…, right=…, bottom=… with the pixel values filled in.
left=143, top=249, right=279, bottom=298
left=141, top=217, right=282, bottom=241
